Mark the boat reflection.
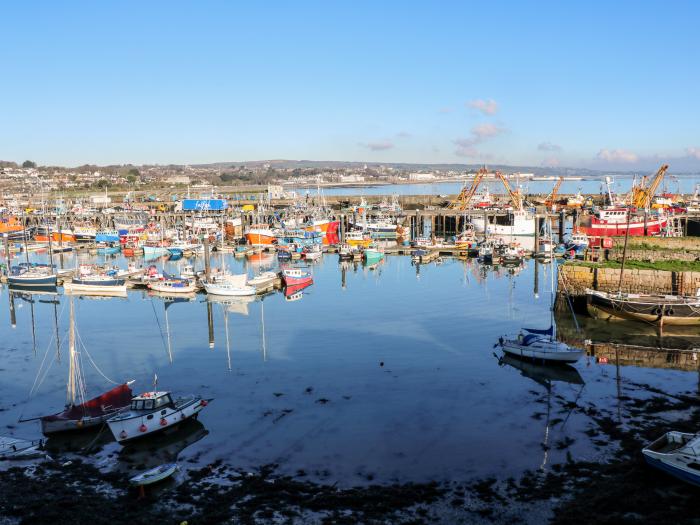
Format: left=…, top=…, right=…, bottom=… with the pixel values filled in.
left=284, top=281, right=312, bottom=301
left=498, top=353, right=584, bottom=387
left=116, top=419, right=209, bottom=473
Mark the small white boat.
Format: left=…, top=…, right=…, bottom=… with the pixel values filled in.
left=0, top=436, right=45, bottom=460
left=499, top=330, right=584, bottom=363
left=107, top=391, right=211, bottom=444
left=129, top=463, right=179, bottom=486
left=643, top=431, right=700, bottom=486
left=247, top=271, right=277, bottom=291
left=148, top=278, right=197, bottom=294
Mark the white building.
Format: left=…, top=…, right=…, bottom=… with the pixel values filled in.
left=166, top=175, right=190, bottom=185
left=408, top=172, right=436, bottom=181
left=339, top=174, right=365, bottom=183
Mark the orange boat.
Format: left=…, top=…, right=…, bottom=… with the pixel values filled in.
left=245, top=224, right=276, bottom=246
left=35, top=230, right=76, bottom=243
left=0, top=217, right=26, bottom=240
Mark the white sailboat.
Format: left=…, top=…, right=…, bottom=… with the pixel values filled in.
left=498, top=261, right=584, bottom=363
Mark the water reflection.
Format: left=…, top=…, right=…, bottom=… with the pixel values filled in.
left=3, top=251, right=699, bottom=484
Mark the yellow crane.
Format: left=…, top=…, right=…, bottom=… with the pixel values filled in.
left=544, top=176, right=563, bottom=208
left=496, top=171, right=523, bottom=211
left=631, top=164, right=669, bottom=209
left=451, top=166, right=488, bottom=210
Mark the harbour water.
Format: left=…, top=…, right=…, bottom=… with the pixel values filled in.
left=294, top=176, right=699, bottom=197
left=2, top=251, right=697, bottom=487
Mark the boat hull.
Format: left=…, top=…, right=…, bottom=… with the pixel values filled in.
left=245, top=232, right=276, bottom=246
left=107, top=397, right=208, bottom=444
left=586, top=290, right=700, bottom=326
left=501, top=341, right=584, bottom=363
left=581, top=217, right=667, bottom=237
left=8, top=274, right=57, bottom=287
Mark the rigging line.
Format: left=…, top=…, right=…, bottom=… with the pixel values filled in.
left=75, top=324, right=119, bottom=386
left=150, top=299, right=169, bottom=356
left=28, top=314, right=68, bottom=397
left=29, top=333, right=66, bottom=398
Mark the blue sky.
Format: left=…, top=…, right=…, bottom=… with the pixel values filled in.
left=1, top=1, right=699, bottom=171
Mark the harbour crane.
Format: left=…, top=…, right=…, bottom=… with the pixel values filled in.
left=544, top=176, right=563, bottom=208
left=451, top=166, right=488, bottom=210
left=631, top=164, right=669, bottom=210
left=496, top=171, right=523, bottom=211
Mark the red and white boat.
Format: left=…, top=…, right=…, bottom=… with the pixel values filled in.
left=245, top=224, right=277, bottom=246
left=282, top=267, right=313, bottom=287
left=304, top=219, right=340, bottom=235
left=581, top=207, right=667, bottom=237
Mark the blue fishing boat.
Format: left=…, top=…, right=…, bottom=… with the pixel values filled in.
left=96, top=243, right=120, bottom=255
left=95, top=230, right=120, bottom=243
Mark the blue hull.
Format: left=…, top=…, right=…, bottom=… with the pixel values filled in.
left=8, top=275, right=58, bottom=287
left=72, top=278, right=125, bottom=287
left=644, top=455, right=700, bottom=487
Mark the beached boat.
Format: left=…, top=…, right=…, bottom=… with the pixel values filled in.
left=586, top=289, right=700, bottom=326
left=643, top=431, right=700, bottom=487
left=282, top=267, right=313, bottom=287
left=130, top=463, right=179, bottom=486
left=107, top=390, right=211, bottom=444
left=30, top=297, right=133, bottom=434
left=0, top=436, right=45, bottom=460
left=566, top=232, right=589, bottom=252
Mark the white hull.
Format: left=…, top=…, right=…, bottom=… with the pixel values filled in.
left=203, top=282, right=256, bottom=296
left=107, top=396, right=207, bottom=444
left=501, top=340, right=583, bottom=363
left=471, top=211, right=536, bottom=236
left=63, top=282, right=128, bottom=295
left=148, top=281, right=197, bottom=294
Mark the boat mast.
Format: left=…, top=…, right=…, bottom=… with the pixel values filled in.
left=550, top=218, right=556, bottom=339
left=617, top=211, right=632, bottom=294
left=67, top=296, right=77, bottom=405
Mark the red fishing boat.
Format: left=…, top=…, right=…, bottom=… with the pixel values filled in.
left=580, top=207, right=667, bottom=237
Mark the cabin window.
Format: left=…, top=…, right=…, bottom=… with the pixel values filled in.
left=132, top=400, right=144, bottom=410
left=144, top=400, right=154, bottom=410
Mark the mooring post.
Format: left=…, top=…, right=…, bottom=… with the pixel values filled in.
left=203, top=237, right=211, bottom=280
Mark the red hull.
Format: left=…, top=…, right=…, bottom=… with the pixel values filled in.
left=582, top=217, right=667, bottom=237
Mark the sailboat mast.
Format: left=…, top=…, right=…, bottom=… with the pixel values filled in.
left=550, top=217, right=556, bottom=339
left=67, top=296, right=76, bottom=405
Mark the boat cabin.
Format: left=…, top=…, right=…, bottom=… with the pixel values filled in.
left=130, top=392, right=174, bottom=411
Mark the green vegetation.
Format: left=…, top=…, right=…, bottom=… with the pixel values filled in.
left=566, top=260, right=700, bottom=272
left=22, top=160, right=36, bottom=168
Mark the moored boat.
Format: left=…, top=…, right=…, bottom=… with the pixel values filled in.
left=586, top=289, right=700, bottom=326
left=107, top=391, right=211, bottom=444
left=282, top=267, right=313, bottom=287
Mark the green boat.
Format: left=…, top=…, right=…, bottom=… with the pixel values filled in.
left=363, top=246, right=384, bottom=264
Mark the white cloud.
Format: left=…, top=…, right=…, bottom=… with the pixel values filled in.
left=359, top=140, right=394, bottom=151
left=538, top=141, right=562, bottom=152
left=596, top=148, right=639, bottom=163
left=453, top=123, right=506, bottom=157
left=467, top=99, right=498, bottom=115
left=396, top=131, right=412, bottom=139
left=686, top=147, right=700, bottom=160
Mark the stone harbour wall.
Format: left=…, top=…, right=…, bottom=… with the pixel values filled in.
left=559, top=264, right=700, bottom=296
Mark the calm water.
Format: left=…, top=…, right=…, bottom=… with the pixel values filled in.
left=295, top=176, right=698, bottom=197
left=1, top=251, right=697, bottom=485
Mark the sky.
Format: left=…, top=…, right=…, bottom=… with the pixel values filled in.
left=1, top=1, right=699, bottom=171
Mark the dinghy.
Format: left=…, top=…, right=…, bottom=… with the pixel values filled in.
left=0, top=436, right=45, bottom=460
left=643, top=431, right=700, bottom=487
left=129, top=463, right=179, bottom=486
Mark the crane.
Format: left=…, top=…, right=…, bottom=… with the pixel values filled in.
left=496, top=171, right=523, bottom=211
left=544, top=176, right=563, bottom=208
left=631, top=164, right=669, bottom=210
left=451, top=166, right=488, bottom=210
